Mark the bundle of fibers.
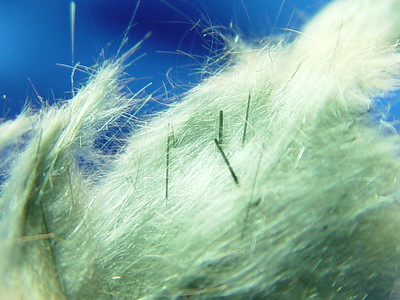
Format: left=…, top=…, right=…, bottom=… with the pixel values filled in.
left=2, top=0, right=400, bottom=298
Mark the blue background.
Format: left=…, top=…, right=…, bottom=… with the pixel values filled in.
left=4, top=0, right=385, bottom=120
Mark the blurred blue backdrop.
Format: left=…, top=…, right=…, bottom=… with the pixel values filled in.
left=0, top=0, right=358, bottom=120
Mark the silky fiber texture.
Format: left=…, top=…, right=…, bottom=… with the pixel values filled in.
left=2, top=0, right=400, bottom=299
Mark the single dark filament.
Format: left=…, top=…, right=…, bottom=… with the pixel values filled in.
left=242, top=93, right=251, bottom=145
left=218, top=110, right=224, bottom=145
left=214, top=138, right=239, bottom=185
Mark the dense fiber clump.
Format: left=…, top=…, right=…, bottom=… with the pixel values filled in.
left=1, top=0, right=400, bottom=298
